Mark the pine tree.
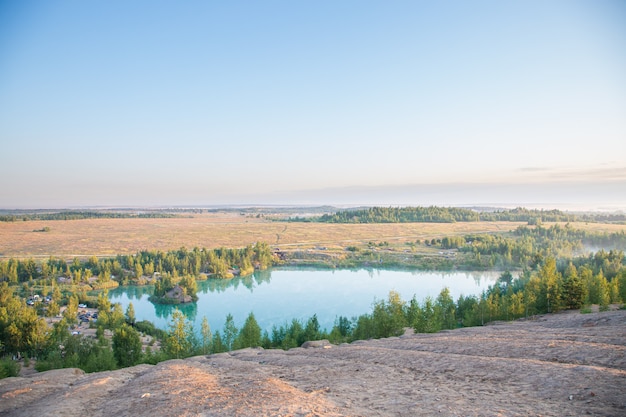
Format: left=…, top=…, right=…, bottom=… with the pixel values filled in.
left=222, top=314, right=238, bottom=351
left=235, top=313, right=261, bottom=349
left=562, top=263, right=585, bottom=309
left=201, top=316, right=212, bottom=355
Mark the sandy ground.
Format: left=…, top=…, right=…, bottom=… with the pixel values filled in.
left=2, top=308, right=625, bottom=417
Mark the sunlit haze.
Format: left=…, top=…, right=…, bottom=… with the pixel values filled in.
left=1, top=1, right=625, bottom=210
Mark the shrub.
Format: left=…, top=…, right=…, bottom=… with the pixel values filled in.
left=0, top=358, right=20, bottom=379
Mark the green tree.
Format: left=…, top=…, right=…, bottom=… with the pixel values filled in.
left=113, top=324, right=142, bottom=368
left=0, top=283, right=49, bottom=356
left=164, top=309, right=196, bottom=359
left=537, top=258, right=563, bottom=313
left=109, top=304, right=126, bottom=329
left=370, top=291, right=406, bottom=339
left=435, top=287, right=456, bottom=329
left=413, top=296, right=437, bottom=333
left=63, top=295, right=79, bottom=326
left=222, top=314, right=238, bottom=351
left=235, top=312, right=261, bottom=349
left=125, top=302, right=136, bottom=326
left=46, top=300, right=60, bottom=318
left=200, top=316, right=212, bottom=355
left=134, top=262, right=143, bottom=279
left=561, top=263, right=586, bottom=309
left=211, top=331, right=226, bottom=353
left=303, top=314, right=321, bottom=342
left=618, top=270, right=626, bottom=304
left=0, top=358, right=20, bottom=379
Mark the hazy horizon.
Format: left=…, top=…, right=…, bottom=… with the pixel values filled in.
left=2, top=180, right=626, bottom=213
left=1, top=1, right=625, bottom=210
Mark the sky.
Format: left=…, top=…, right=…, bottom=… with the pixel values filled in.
left=1, top=0, right=625, bottom=210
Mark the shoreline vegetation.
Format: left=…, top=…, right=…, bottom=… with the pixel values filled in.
left=1, top=207, right=626, bottom=378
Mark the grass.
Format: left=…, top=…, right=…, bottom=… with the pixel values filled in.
left=1, top=213, right=624, bottom=260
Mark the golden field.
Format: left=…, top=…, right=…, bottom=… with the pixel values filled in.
left=1, top=213, right=624, bottom=259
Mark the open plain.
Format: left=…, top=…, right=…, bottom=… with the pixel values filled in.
left=0, top=214, right=527, bottom=259
left=2, top=213, right=626, bottom=260
left=1, top=307, right=625, bottom=417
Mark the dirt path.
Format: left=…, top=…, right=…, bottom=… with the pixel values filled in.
left=2, top=309, right=625, bottom=416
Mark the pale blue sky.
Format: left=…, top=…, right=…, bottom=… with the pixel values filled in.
left=1, top=1, right=625, bottom=209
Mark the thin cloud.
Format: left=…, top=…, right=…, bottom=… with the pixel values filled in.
left=546, top=166, right=626, bottom=182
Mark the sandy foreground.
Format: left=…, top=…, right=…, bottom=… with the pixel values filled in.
left=1, top=309, right=625, bottom=417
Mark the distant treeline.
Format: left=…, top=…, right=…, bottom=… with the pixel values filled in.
left=0, top=211, right=180, bottom=222
left=310, top=206, right=579, bottom=223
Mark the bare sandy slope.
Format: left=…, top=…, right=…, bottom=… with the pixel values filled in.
left=2, top=309, right=625, bottom=417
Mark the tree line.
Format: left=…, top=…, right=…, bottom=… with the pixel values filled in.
left=0, top=242, right=275, bottom=288
left=310, top=206, right=581, bottom=224
left=0, top=210, right=179, bottom=222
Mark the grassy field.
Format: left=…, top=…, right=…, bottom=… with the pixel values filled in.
left=1, top=213, right=624, bottom=259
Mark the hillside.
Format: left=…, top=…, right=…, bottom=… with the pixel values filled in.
left=1, top=308, right=625, bottom=417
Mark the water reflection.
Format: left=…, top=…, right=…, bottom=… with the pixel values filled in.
left=154, top=301, right=198, bottom=323
left=108, top=267, right=498, bottom=335
left=109, top=283, right=153, bottom=300
left=199, top=269, right=272, bottom=294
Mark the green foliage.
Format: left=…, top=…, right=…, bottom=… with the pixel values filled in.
left=314, top=206, right=578, bottom=224
left=200, top=317, right=212, bottom=355
left=234, top=312, right=262, bottom=349
left=0, top=242, right=276, bottom=287
left=179, top=275, right=198, bottom=301
left=35, top=334, right=117, bottom=373
left=618, top=270, right=626, bottom=304
left=0, top=358, right=20, bottom=379
left=561, top=263, right=586, bottom=309
left=537, top=258, right=563, bottom=313
left=211, top=331, right=226, bottom=353
left=0, top=283, right=50, bottom=356
left=584, top=268, right=611, bottom=307
left=164, top=309, right=197, bottom=359
left=113, top=324, right=142, bottom=368
left=318, top=206, right=479, bottom=223
left=303, top=314, right=322, bottom=342
left=0, top=210, right=178, bottom=222
left=222, top=314, right=238, bottom=351
left=125, top=303, right=136, bottom=326
left=134, top=320, right=167, bottom=341
left=435, top=288, right=456, bottom=330
left=441, top=236, right=466, bottom=249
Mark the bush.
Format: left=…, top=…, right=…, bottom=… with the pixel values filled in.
left=135, top=320, right=167, bottom=340
left=0, top=358, right=21, bottom=379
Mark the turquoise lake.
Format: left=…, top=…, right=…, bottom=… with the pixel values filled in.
left=107, top=268, right=499, bottom=335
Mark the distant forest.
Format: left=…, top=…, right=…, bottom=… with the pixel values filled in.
left=297, top=206, right=626, bottom=224
left=0, top=211, right=182, bottom=222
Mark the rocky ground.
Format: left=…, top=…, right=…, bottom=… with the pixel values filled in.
left=2, top=308, right=625, bottom=417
